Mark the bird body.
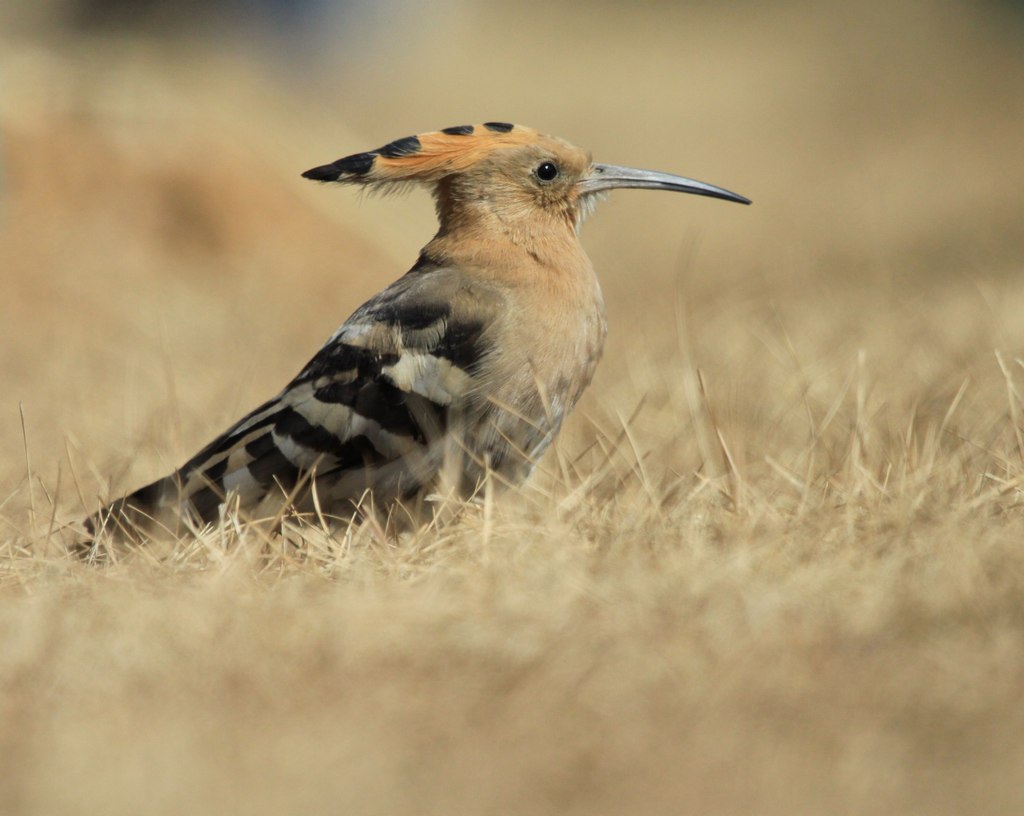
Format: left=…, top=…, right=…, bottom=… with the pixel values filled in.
left=87, top=123, right=748, bottom=540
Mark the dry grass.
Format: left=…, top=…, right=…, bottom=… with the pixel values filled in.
left=3, top=2, right=1024, bottom=813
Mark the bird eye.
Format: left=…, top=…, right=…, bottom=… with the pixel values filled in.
left=535, top=161, right=559, bottom=182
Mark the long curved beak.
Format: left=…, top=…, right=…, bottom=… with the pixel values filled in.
left=579, top=163, right=751, bottom=205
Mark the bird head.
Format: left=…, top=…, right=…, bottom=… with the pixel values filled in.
left=303, top=123, right=749, bottom=234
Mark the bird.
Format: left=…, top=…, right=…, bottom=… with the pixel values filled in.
left=83, top=122, right=749, bottom=543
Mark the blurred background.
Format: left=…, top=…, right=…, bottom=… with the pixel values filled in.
left=2, top=0, right=1024, bottom=500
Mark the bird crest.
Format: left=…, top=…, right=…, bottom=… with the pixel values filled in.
left=302, top=122, right=556, bottom=187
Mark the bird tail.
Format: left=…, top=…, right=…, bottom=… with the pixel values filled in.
left=80, top=473, right=180, bottom=549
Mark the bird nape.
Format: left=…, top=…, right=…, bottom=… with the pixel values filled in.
left=82, top=122, right=749, bottom=546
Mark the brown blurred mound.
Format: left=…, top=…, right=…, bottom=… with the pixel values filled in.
left=3, top=104, right=385, bottom=290
left=2, top=3, right=1024, bottom=815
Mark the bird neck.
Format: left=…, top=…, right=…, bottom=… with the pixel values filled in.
left=423, top=225, right=591, bottom=288
left=430, top=209, right=586, bottom=279
left=431, top=175, right=583, bottom=266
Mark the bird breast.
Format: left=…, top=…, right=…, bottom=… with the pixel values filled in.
left=470, top=256, right=607, bottom=479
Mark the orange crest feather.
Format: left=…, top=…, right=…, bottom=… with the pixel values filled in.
left=302, top=123, right=539, bottom=185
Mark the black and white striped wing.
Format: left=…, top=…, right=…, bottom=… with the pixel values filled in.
left=111, top=268, right=498, bottom=527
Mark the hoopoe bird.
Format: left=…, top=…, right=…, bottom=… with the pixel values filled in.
left=85, top=122, right=748, bottom=542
